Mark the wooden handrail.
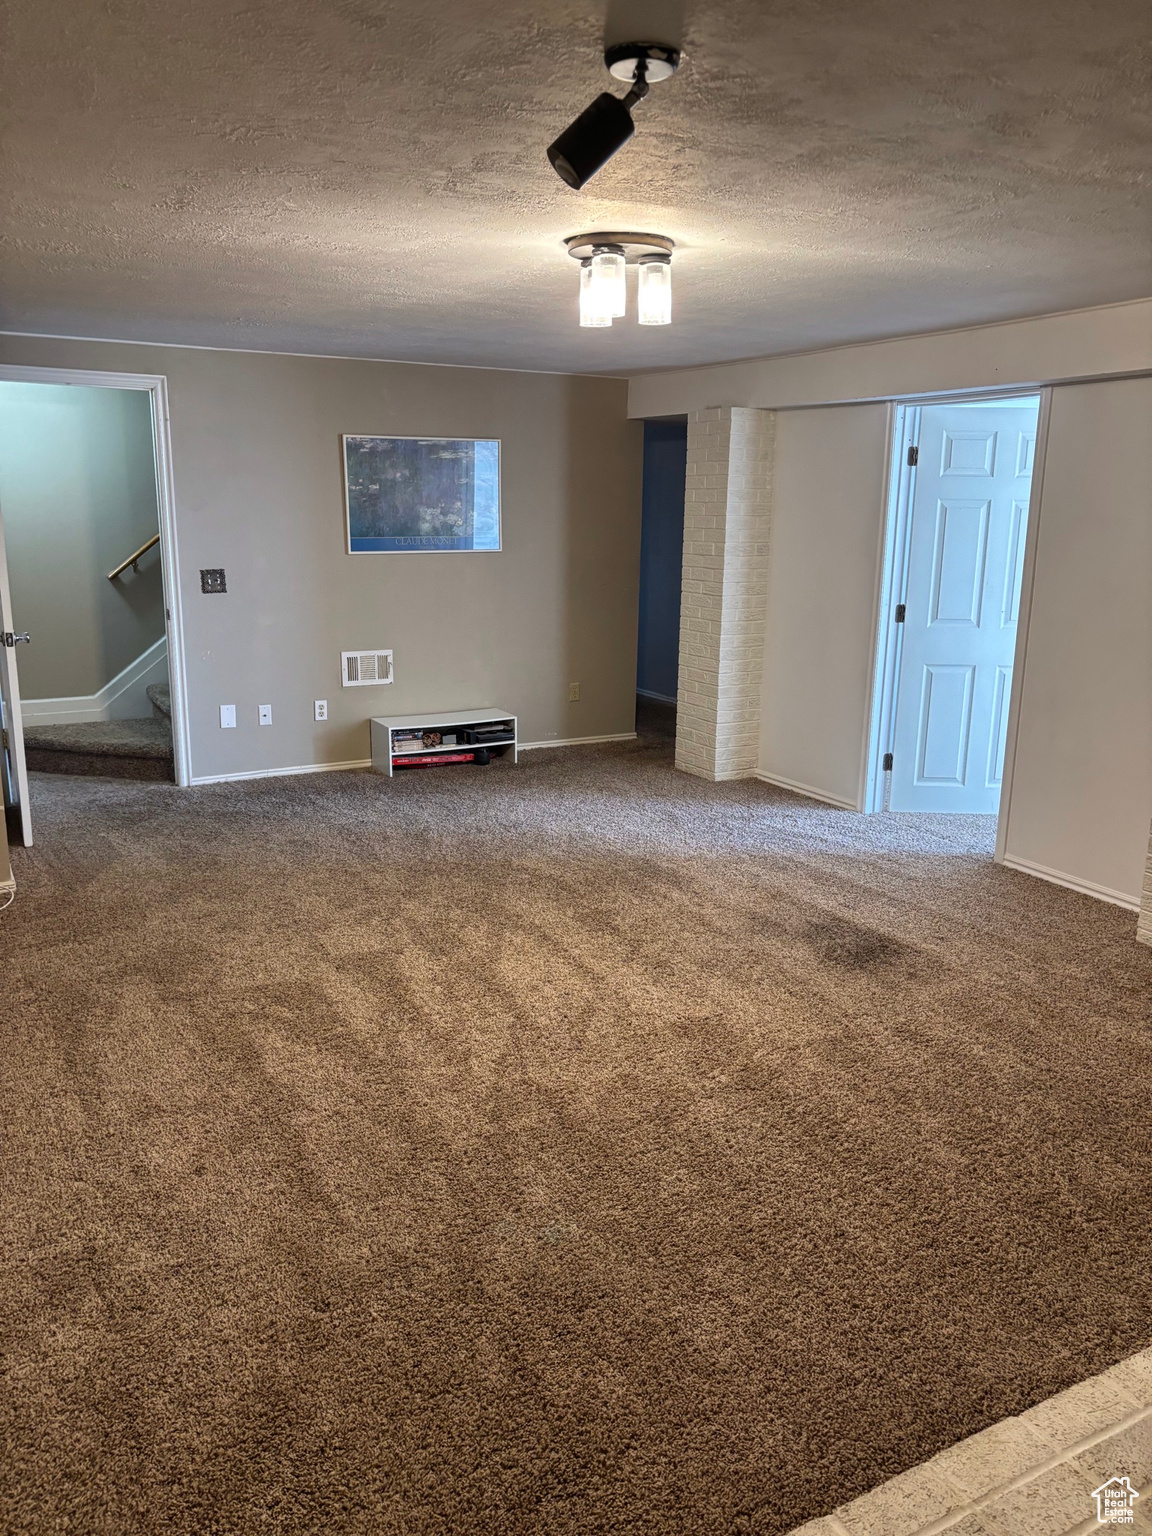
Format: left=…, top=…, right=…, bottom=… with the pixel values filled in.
left=108, top=533, right=160, bottom=581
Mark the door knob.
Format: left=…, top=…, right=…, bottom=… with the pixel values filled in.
left=1, top=632, right=30, bottom=647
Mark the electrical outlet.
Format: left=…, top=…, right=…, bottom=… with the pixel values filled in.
left=569, top=682, right=580, bottom=702
left=314, top=700, right=328, bottom=721
left=219, top=704, right=236, bottom=729
left=258, top=704, right=273, bottom=726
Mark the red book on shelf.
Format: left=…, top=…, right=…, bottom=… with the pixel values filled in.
left=392, top=751, right=477, bottom=769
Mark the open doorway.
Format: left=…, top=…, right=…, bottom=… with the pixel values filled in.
left=0, top=367, right=188, bottom=853
left=870, top=393, right=1042, bottom=813
left=636, top=416, right=687, bottom=740
left=0, top=380, right=174, bottom=783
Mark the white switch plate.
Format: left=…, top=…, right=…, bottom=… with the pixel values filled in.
left=258, top=704, right=273, bottom=726
left=314, top=700, right=328, bottom=721
left=220, top=704, right=236, bottom=729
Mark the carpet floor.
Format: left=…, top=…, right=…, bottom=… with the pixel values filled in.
left=2, top=735, right=1151, bottom=1535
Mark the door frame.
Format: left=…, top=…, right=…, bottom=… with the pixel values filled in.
left=0, top=499, right=33, bottom=846
left=0, top=364, right=191, bottom=788
left=863, top=387, right=1051, bottom=841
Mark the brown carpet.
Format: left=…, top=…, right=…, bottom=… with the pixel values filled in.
left=2, top=735, right=1151, bottom=1535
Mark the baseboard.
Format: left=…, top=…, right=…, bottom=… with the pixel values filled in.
left=190, top=757, right=372, bottom=786
left=1000, top=854, right=1140, bottom=912
left=21, top=637, right=168, bottom=725
left=191, top=733, right=639, bottom=783
left=520, top=732, right=637, bottom=751
left=636, top=689, right=677, bottom=704
left=753, top=770, right=859, bottom=811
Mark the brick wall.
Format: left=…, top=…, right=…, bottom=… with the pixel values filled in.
left=675, top=406, right=775, bottom=781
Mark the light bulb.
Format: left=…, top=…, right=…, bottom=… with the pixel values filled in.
left=637, top=256, right=671, bottom=325
left=579, top=260, right=612, bottom=327
left=591, top=247, right=626, bottom=319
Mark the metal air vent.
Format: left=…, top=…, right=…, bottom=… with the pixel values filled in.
left=341, top=650, right=393, bottom=687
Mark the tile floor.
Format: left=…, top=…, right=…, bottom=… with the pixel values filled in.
left=788, top=1348, right=1152, bottom=1535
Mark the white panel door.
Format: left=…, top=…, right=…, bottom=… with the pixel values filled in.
left=890, top=400, right=1039, bottom=812
left=0, top=500, right=32, bottom=846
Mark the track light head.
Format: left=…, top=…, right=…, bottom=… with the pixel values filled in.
left=548, top=92, right=637, bottom=190
left=547, top=43, right=680, bottom=191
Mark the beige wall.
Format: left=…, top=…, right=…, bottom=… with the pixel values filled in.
left=628, top=297, right=1152, bottom=417
left=0, top=338, right=642, bottom=780
left=1001, top=377, right=1152, bottom=906
left=757, top=403, right=892, bottom=809
left=0, top=382, right=164, bottom=700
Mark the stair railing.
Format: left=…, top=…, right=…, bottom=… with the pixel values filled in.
left=108, top=533, right=160, bottom=581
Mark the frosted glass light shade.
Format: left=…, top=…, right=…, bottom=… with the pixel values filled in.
left=591, top=248, right=627, bottom=318
left=579, top=260, right=612, bottom=327
left=637, top=256, right=672, bottom=325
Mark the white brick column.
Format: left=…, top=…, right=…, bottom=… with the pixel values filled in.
left=1138, top=823, right=1152, bottom=946
left=675, top=406, right=775, bottom=781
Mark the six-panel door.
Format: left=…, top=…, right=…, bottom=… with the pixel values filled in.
left=889, top=400, right=1039, bottom=813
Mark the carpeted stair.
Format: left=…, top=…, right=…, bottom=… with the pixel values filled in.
left=146, top=683, right=171, bottom=721
left=23, top=713, right=174, bottom=782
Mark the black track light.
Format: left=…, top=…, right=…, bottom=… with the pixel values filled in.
left=547, top=43, right=680, bottom=191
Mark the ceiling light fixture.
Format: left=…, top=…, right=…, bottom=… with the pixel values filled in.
left=567, top=233, right=675, bottom=328
left=547, top=43, right=681, bottom=191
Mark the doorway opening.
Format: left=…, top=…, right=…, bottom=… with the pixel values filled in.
left=0, top=366, right=188, bottom=852
left=635, top=416, right=687, bottom=741
left=867, top=392, right=1043, bottom=815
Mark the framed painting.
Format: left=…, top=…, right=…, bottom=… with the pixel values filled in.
left=343, top=435, right=501, bottom=553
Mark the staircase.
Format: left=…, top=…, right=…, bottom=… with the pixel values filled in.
left=23, top=685, right=174, bottom=782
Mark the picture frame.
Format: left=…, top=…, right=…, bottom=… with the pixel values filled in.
left=342, top=434, right=501, bottom=553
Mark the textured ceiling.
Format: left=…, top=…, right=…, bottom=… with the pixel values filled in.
left=2, top=0, right=1149, bottom=373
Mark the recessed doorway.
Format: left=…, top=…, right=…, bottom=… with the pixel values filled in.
left=0, top=364, right=189, bottom=851
left=870, top=393, right=1042, bottom=814
left=635, top=416, right=687, bottom=740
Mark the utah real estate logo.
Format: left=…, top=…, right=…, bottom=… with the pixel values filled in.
left=1092, top=1476, right=1140, bottom=1525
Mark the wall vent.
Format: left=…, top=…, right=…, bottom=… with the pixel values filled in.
left=341, top=649, right=393, bottom=687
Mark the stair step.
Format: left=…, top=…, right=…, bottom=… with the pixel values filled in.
left=146, top=683, right=172, bottom=720
left=23, top=717, right=173, bottom=782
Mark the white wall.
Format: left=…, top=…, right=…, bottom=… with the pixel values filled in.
left=1001, top=378, right=1152, bottom=907
left=757, top=404, right=892, bottom=809
left=629, top=298, right=1152, bottom=418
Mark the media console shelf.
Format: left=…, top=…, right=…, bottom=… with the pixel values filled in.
left=370, top=708, right=518, bottom=778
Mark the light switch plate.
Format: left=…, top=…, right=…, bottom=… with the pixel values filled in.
left=220, top=704, right=236, bottom=729
left=258, top=704, right=272, bottom=726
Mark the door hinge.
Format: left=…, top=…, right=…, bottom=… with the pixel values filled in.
left=894, top=603, right=906, bottom=624
left=883, top=752, right=893, bottom=772
left=907, top=445, right=919, bottom=466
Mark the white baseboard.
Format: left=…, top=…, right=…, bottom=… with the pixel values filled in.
left=753, top=770, right=859, bottom=811
left=1000, top=854, right=1140, bottom=912
left=190, top=757, right=372, bottom=786
left=520, top=732, right=637, bottom=751
left=190, top=732, right=639, bottom=785
left=21, top=637, right=169, bottom=725
left=636, top=689, right=677, bottom=704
